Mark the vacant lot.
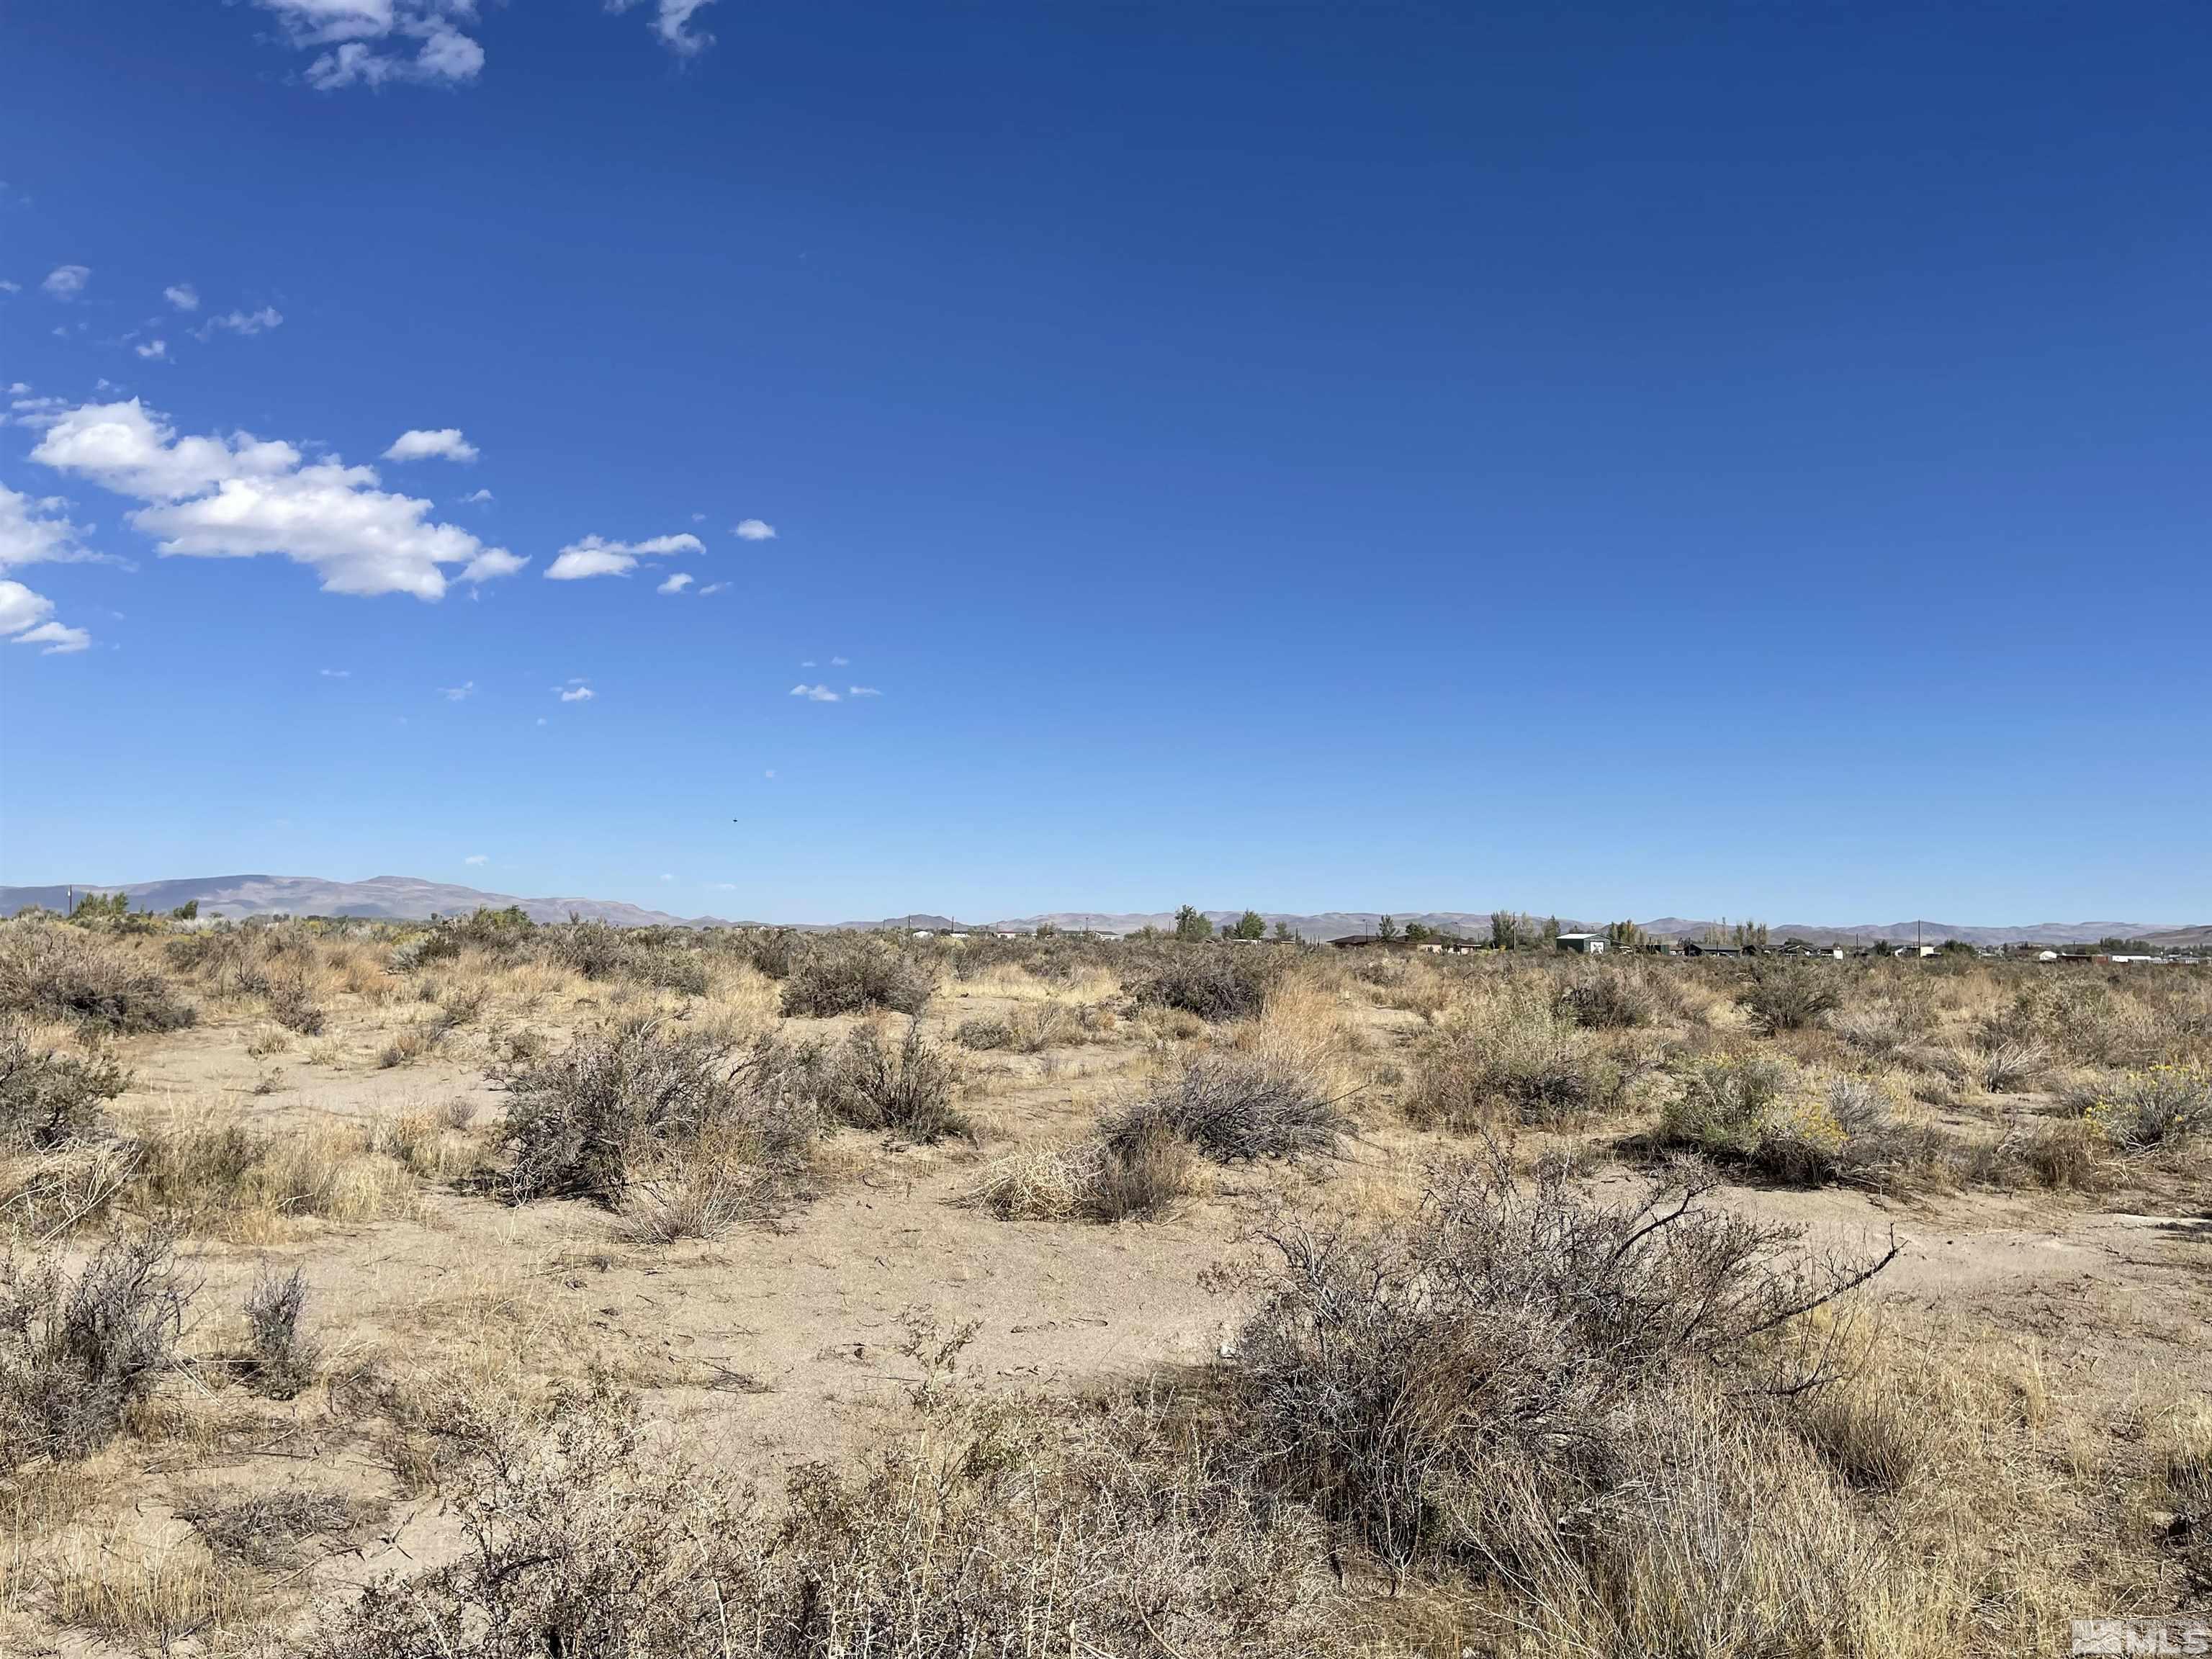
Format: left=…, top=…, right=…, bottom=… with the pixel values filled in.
left=1, top=912, right=2206, bottom=1655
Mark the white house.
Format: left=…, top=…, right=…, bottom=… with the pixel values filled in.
left=1555, top=932, right=1606, bottom=955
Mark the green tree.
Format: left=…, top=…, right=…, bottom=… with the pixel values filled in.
left=1375, top=914, right=1399, bottom=942
left=1605, top=919, right=1643, bottom=950
left=1272, top=920, right=1296, bottom=943
left=1491, top=912, right=1521, bottom=950
left=1231, top=909, right=1267, bottom=940
left=1732, top=920, right=1771, bottom=951
left=71, top=891, right=130, bottom=923
left=1403, top=921, right=1433, bottom=943
left=1034, top=920, right=1058, bottom=938
left=1173, top=905, right=1213, bottom=943
left=168, top=899, right=199, bottom=921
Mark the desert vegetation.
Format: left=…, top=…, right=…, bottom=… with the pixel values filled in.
left=0, top=904, right=2204, bottom=1654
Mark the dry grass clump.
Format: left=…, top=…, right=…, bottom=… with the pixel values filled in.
left=0, top=919, right=196, bottom=1033
left=0, top=1228, right=189, bottom=1469
left=124, top=1113, right=424, bottom=1236
left=778, top=937, right=937, bottom=1017
left=962, top=1120, right=1199, bottom=1223
left=0, top=1021, right=130, bottom=1150
left=1217, top=1154, right=1905, bottom=1635
left=501, top=1015, right=818, bottom=1210
left=174, top=1483, right=382, bottom=1569
left=1404, top=989, right=1624, bottom=1130
left=956, top=1000, right=1094, bottom=1053
left=305, top=1365, right=1357, bottom=1659
left=40, top=1520, right=258, bottom=1650
left=1130, top=946, right=1282, bottom=1023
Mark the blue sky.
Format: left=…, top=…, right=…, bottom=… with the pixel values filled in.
left=1, top=1, right=2207, bottom=925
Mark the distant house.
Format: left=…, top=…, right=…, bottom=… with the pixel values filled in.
left=1682, top=940, right=1741, bottom=958
left=1555, top=932, right=1606, bottom=955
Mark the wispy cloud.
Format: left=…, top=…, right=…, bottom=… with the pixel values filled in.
left=9, top=619, right=90, bottom=655
left=251, top=1, right=487, bottom=91
left=733, top=518, right=775, bottom=541
left=848, top=685, right=881, bottom=697
left=657, top=572, right=694, bottom=594
left=134, top=339, right=168, bottom=361
left=163, top=284, right=199, bottom=313
left=42, top=265, right=89, bottom=300
left=464, top=853, right=489, bottom=866
left=194, top=306, right=284, bottom=341
left=830, top=655, right=848, bottom=665
left=319, top=667, right=350, bottom=678
left=557, top=680, right=595, bottom=702
left=384, top=427, right=478, bottom=464
left=606, top=0, right=718, bottom=57
left=697, top=581, right=729, bottom=595
left=440, top=680, right=475, bottom=701
left=544, top=532, right=703, bottom=580
left=789, top=683, right=840, bottom=702
left=460, top=487, right=493, bottom=504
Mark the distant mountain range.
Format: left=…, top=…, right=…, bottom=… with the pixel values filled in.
left=0, top=876, right=2200, bottom=948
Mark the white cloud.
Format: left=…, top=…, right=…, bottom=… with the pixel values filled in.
left=461, top=487, right=493, bottom=503
left=12, top=620, right=89, bottom=654
left=848, top=685, right=881, bottom=697
left=544, top=531, right=703, bottom=580
left=0, top=282, right=21, bottom=296
left=799, top=659, right=814, bottom=667
left=194, top=306, right=284, bottom=340
left=6, top=392, right=70, bottom=429
left=557, top=682, right=595, bottom=702
left=164, top=284, right=199, bottom=313
left=42, top=265, right=89, bottom=300
left=0, top=580, right=53, bottom=635
left=135, top=339, right=169, bottom=361
left=830, top=655, right=848, bottom=665
left=250, top=1, right=487, bottom=89
left=320, top=667, right=350, bottom=677
left=440, top=680, right=475, bottom=700
left=659, top=872, right=675, bottom=882
left=789, top=683, right=840, bottom=702
left=464, top=853, right=488, bottom=866
left=697, top=581, right=729, bottom=595
left=30, top=398, right=523, bottom=600
left=689, top=511, right=705, bottom=522
left=384, top=427, right=478, bottom=463
left=0, top=485, right=94, bottom=570
left=606, top=0, right=717, bottom=56
left=763, top=769, right=775, bottom=779
left=732, top=517, right=775, bottom=541
left=657, top=572, right=693, bottom=594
